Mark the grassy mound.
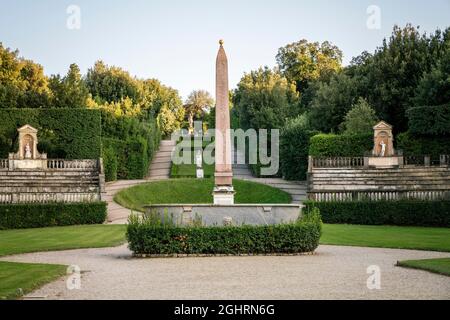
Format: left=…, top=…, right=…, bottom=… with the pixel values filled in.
left=114, top=178, right=291, bottom=212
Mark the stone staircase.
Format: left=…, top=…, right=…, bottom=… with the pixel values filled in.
left=309, top=166, right=450, bottom=201
left=231, top=149, right=307, bottom=204
left=0, top=167, right=102, bottom=203
left=147, top=139, right=175, bottom=180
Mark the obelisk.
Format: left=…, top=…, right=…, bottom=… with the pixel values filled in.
left=213, top=40, right=234, bottom=205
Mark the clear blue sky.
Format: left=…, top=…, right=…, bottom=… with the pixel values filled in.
left=1, top=0, right=449, bottom=99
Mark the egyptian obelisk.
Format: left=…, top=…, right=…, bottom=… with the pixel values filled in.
left=213, top=40, right=234, bottom=205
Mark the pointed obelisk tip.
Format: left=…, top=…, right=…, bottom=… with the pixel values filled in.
left=219, top=39, right=224, bottom=46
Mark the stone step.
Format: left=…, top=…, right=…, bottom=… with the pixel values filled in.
left=151, top=157, right=172, bottom=164
left=146, top=176, right=168, bottom=181
left=148, top=171, right=170, bottom=178
left=150, top=162, right=171, bottom=170
left=154, top=151, right=172, bottom=158
left=160, top=140, right=176, bottom=146
left=0, top=186, right=99, bottom=193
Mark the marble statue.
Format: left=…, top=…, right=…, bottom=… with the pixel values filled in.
left=379, top=140, right=386, bottom=157
left=25, top=143, right=32, bottom=159
left=195, top=150, right=202, bottom=168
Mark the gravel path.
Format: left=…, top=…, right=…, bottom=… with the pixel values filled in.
left=2, top=245, right=449, bottom=300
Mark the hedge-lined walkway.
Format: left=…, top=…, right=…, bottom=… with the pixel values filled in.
left=3, top=244, right=448, bottom=300
left=106, top=140, right=174, bottom=223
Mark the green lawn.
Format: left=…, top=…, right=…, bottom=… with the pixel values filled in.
left=0, top=224, right=126, bottom=299
left=0, top=224, right=126, bottom=257
left=114, top=178, right=292, bottom=212
left=171, top=163, right=215, bottom=178
left=0, top=261, right=66, bottom=300
left=321, top=224, right=450, bottom=252
left=397, top=258, right=450, bottom=276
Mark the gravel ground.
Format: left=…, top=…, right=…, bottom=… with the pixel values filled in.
left=2, top=245, right=449, bottom=300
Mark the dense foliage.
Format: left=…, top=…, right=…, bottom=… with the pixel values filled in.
left=0, top=202, right=107, bottom=229
left=126, top=208, right=322, bottom=255
left=304, top=200, right=450, bottom=227
left=396, top=132, right=450, bottom=158
left=341, top=98, right=378, bottom=135
left=233, top=67, right=300, bottom=131
left=0, top=108, right=102, bottom=159
left=406, top=104, right=450, bottom=136
left=280, top=116, right=318, bottom=180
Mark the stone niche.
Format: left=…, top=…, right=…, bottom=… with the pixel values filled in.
left=368, top=121, right=401, bottom=168
left=8, top=124, right=47, bottom=169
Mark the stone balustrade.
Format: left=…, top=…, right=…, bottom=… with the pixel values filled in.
left=310, top=157, right=365, bottom=169
left=0, top=159, right=8, bottom=170
left=0, top=192, right=100, bottom=204
left=309, top=190, right=450, bottom=202
left=47, top=159, right=98, bottom=170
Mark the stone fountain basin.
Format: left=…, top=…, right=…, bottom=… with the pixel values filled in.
left=143, top=204, right=302, bottom=226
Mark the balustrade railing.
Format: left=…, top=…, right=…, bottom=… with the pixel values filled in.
left=47, top=159, right=98, bottom=170
left=0, top=192, right=100, bottom=204
left=312, top=157, right=365, bottom=168
left=0, top=159, right=8, bottom=170
left=309, top=190, right=450, bottom=202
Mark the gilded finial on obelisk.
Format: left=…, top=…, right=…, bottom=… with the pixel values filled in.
left=219, top=39, right=224, bottom=46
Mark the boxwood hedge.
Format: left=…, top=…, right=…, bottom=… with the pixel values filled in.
left=126, top=209, right=322, bottom=255
left=309, top=133, right=373, bottom=157
left=0, top=202, right=107, bottom=229
left=304, top=200, right=450, bottom=227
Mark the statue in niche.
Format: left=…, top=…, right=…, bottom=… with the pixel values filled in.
left=24, top=143, right=32, bottom=159
left=379, top=140, right=386, bottom=157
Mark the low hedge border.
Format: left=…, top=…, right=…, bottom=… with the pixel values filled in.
left=304, top=200, right=450, bottom=227
left=126, top=209, right=322, bottom=255
left=0, top=202, right=107, bottom=229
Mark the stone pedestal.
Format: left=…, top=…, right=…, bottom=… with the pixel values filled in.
left=213, top=186, right=235, bottom=205
left=367, top=156, right=400, bottom=168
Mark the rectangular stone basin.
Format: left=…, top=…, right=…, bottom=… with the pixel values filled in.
left=143, top=204, right=302, bottom=226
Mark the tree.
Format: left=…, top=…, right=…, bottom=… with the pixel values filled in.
left=276, top=40, right=343, bottom=93
left=49, top=63, right=89, bottom=108
left=414, top=48, right=450, bottom=106
left=350, top=25, right=449, bottom=132
left=233, top=67, right=300, bottom=130
left=0, top=43, right=51, bottom=108
left=85, top=60, right=141, bottom=104
left=308, top=72, right=359, bottom=133
left=184, top=90, right=214, bottom=132
left=341, top=98, right=378, bottom=135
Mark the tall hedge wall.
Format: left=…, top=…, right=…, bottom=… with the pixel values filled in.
left=309, top=133, right=373, bottom=157
left=101, top=115, right=160, bottom=181
left=407, top=104, right=450, bottom=136
left=0, top=108, right=102, bottom=159
left=280, top=123, right=318, bottom=181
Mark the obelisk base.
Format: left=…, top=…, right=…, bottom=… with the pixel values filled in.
left=213, top=186, right=235, bottom=205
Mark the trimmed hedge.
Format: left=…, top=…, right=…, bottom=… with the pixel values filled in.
left=0, top=108, right=102, bottom=159
left=126, top=210, right=322, bottom=255
left=309, top=133, right=373, bottom=157
left=407, top=104, right=450, bottom=136
left=280, top=121, right=318, bottom=180
left=0, top=202, right=107, bottom=229
left=304, top=200, right=450, bottom=227
left=101, top=116, right=160, bottom=181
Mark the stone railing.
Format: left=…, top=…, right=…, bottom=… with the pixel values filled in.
left=47, top=159, right=98, bottom=170
left=309, top=190, right=450, bottom=202
left=310, top=156, right=365, bottom=169
left=0, top=159, right=8, bottom=170
left=0, top=193, right=100, bottom=204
